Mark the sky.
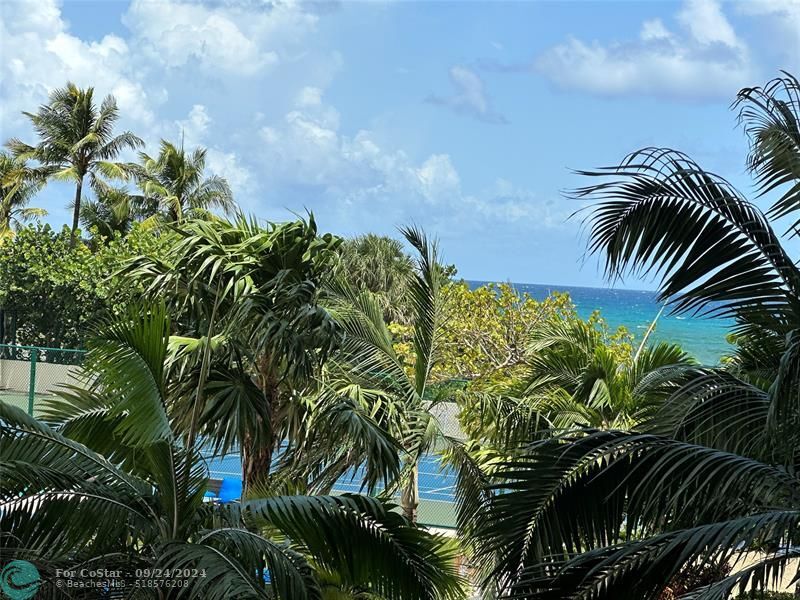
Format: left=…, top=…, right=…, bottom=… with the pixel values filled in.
left=1, top=0, right=799, bottom=288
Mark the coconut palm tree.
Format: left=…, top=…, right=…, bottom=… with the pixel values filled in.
left=80, top=185, right=153, bottom=240
left=6, top=82, right=143, bottom=242
left=453, top=315, right=693, bottom=461
left=517, top=316, right=693, bottom=430
left=467, top=72, right=800, bottom=599
left=0, top=304, right=465, bottom=599
left=0, top=151, right=47, bottom=239
left=136, top=140, right=234, bottom=223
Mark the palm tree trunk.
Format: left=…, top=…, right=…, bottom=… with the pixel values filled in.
left=0, top=207, right=10, bottom=235
left=241, top=424, right=273, bottom=496
left=241, top=356, right=278, bottom=496
left=401, top=461, right=419, bottom=523
left=70, top=176, right=83, bottom=245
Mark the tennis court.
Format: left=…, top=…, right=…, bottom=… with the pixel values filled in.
left=205, top=452, right=458, bottom=528
left=0, top=390, right=54, bottom=418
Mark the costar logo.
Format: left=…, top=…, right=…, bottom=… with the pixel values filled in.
left=0, top=561, right=41, bottom=600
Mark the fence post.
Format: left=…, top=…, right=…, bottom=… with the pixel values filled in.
left=28, top=349, right=37, bottom=416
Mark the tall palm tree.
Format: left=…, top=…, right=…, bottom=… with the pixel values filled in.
left=468, top=73, right=800, bottom=599
left=0, top=151, right=47, bottom=239
left=136, top=140, right=235, bottom=223
left=0, top=304, right=465, bottom=599
left=7, top=82, right=143, bottom=242
left=323, top=227, right=454, bottom=523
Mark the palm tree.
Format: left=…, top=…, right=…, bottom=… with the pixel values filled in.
left=467, top=73, right=800, bottom=599
left=454, top=315, right=692, bottom=463
left=80, top=186, right=150, bottom=240
left=0, top=151, right=47, bottom=239
left=123, top=214, right=347, bottom=495
left=0, top=304, right=465, bottom=599
left=136, top=140, right=234, bottom=223
left=336, top=234, right=415, bottom=324
left=322, top=227, right=455, bottom=523
left=7, top=82, right=143, bottom=242
left=518, top=316, right=693, bottom=430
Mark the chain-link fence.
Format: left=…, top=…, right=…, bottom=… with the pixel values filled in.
left=0, top=344, right=86, bottom=416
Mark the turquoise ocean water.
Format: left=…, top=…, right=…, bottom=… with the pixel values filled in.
left=468, top=281, right=732, bottom=365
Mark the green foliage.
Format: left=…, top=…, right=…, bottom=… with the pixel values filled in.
left=0, top=223, right=169, bottom=347
left=336, top=233, right=415, bottom=325
left=0, top=151, right=46, bottom=237
left=0, top=306, right=465, bottom=599
left=123, top=214, right=343, bottom=490
left=439, top=282, right=575, bottom=387
left=136, top=139, right=235, bottom=223
left=321, top=227, right=452, bottom=522
left=734, top=594, right=796, bottom=600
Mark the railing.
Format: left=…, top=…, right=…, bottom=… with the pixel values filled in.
left=0, top=344, right=86, bottom=415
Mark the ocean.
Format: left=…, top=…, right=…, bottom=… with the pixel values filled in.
left=468, top=281, right=732, bottom=365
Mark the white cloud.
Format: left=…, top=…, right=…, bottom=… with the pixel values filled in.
left=123, top=0, right=318, bottom=76
left=426, top=66, right=508, bottom=124
left=207, top=149, right=252, bottom=197
left=677, top=0, right=740, bottom=47
left=176, top=104, right=212, bottom=148
left=416, top=155, right=460, bottom=202
left=0, top=0, right=162, bottom=130
left=255, top=90, right=560, bottom=230
left=536, top=0, right=756, bottom=99
left=640, top=19, right=671, bottom=42
left=173, top=105, right=253, bottom=197
left=296, top=86, right=324, bottom=107
left=736, top=0, right=800, bottom=69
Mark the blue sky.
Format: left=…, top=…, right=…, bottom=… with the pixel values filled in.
left=1, top=0, right=798, bottom=287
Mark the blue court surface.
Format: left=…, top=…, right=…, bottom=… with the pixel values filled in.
left=203, top=451, right=458, bottom=527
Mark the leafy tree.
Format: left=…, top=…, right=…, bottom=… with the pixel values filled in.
left=425, top=281, right=574, bottom=388
left=0, top=223, right=167, bottom=347
left=0, top=151, right=47, bottom=239
left=0, top=305, right=465, bottom=599
left=467, top=73, right=800, bottom=599
left=136, top=139, right=234, bottom=223
left=7, top=82, right=143, bottom=241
